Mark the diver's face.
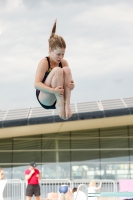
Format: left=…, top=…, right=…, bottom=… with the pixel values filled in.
left=49, top=48, right=65, bottom=63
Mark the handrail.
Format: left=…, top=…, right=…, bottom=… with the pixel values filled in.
left=75, top=184, right=88, bottom=200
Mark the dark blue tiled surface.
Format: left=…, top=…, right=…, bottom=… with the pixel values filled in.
left=78, top=111, right=104, bottom=120
left=0, top=121, right=2, bottom=128
left=29, top=116, right=54, bottom=124
left=104, top=108, right=130, bottom=117
left=2, top=119, right=28, bottom=128
left=130, top=107, right=133, bottom=114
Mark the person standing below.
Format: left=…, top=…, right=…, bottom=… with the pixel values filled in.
left=25, top=162, right=41, bottom=200
left=88, top=180, right=102, bottom=200
left=0, top=168, right=4, bottom=180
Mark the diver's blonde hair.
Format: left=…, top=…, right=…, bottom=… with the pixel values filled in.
left=48, top=19, right=66, bottom=50
left=89, top=180, right=96, bottom=187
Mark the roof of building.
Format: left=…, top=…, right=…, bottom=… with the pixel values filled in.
left=0, top=97, right=133, bottom=128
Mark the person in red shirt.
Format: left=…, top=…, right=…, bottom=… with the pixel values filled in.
left=25, top=162, right=41, bottom=200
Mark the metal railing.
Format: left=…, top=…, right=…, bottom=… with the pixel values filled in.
left=3, top=179, right=24, bottom=200
left=2, top=179, right=117, bottom=200
left=72, top=179, right=116, bottom=193
left=40, top=179, right=71, bottom=199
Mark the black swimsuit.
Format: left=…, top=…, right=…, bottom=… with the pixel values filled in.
left=36, top=57, right=63, bottom=109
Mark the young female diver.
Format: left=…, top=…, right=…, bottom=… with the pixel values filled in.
left=34, top=20, right=75, bottom=120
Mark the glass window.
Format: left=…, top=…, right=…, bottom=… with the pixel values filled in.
left=58, top=163, right=70, bottom=179
left=129, top=125, right=133, bottom=148
left=58, top=139, right=70, bottom=149
left=42, top=163, right=57, bottom=179
left=13, top=138, right=41, bottom=150
left=0, top=138, right=12, bottom=150
left=100, top=126, right=128, bottom=137
left=71, top=162, right=100, bottom=179
left=100, top=138, right=128, bottom=148
left=129, top=126, right=133, bottom=136
left=130, top=150, right=133, bottom=161
left=101, top=163, right=130, bottom=179
left=0, top=126, right=133, bottom=180
left=13, top=151, right=41, bottom=163
left=71, top=150, right=99, bottom=162
left=59, top=151, right=70, bottom=162
left=12, top=165, right=29, bottom=180
left=129, top=138, right=133, bottom=148
left=71, top=138, right=99, bottom=149
left=42, top=139, right=55, bottom=149
left=0, top=152, right=12, bottom=163
left=42, top=151, right=56, bottom=163
left=100, top=150, right=129, bottom=162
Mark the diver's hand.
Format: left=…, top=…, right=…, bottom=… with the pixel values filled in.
left=66, top=80, right=75, bottom=90
left=54, top=86, right=64, bottom=96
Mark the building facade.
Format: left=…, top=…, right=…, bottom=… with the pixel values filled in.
left=0, top=97, right=133, bottom=180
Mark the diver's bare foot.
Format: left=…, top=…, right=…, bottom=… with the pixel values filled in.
left=65, top=104, right=72, bottom=120
left=56, top=102, right=66, bottom=120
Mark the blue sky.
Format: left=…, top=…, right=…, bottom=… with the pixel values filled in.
left=0, top=0, right=133, bottom=110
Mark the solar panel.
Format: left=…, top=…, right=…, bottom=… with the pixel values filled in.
left=123, top=97, right=133, bottom=107
left=77, top=102, right=100, bottom=113
left=101, top=99, right=125, bottom=110
left=4, top=108, right=30, bottom=121
left=0, top=110, right=7, bottom=121
left=30, top=107, right=53, bottom=118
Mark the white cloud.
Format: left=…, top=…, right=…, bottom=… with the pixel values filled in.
left=0, top=0, right=133, bottom=110
left=65, top=3, right=133, bottom=78
left=73, top=3, right=133, bottom=24
left=0, top=0, right=24, bottom=12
